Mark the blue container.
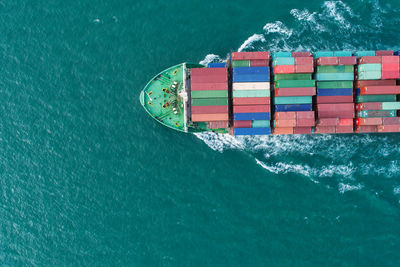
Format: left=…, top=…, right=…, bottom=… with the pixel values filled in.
left=317, top=88, right=353, bottom=96
left=233, top=74, right=270, bottom=82
left=333, top=51, right=352, bottom=57
left=314, top=51, right=334, bottom=58
left=233, top=67, right=270, bottom=75
left=208, top=62, right=226, bottom=68
left=233, top=127, right=271, bottom=136
left=233, top=112, right=271, bottom=121
left=394, top=51, right=400, bottom=56
left=273, top=52, right=292, bottom=58
left=275, top=104, right=313, bottom=112
left=354, top=51, right=375, bottom=57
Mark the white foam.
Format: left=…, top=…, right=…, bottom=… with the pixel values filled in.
left=194, top=132, right=244, bottom=153
left=338, top=183, right=364, bottom=194
left=394, top=186, right=400, bottom=195
left=238, top=34, right=266, bottom=52
left=199, top=54, right=223, bottom=66
left=263, top=21, right=293, bottom=37
left=290, top=8, right=326, bottom=32
left=321, top=1, right=353, bottom=29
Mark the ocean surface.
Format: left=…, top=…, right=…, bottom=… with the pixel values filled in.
left=1, top=0, right=400, bottom=265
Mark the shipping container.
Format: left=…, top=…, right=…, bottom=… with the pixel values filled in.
left=252, top=120, right=270, bottom=128
left=233, top=120, right=252, bottom=128
left=296, top=118, right=315, bottom=127
left=315, top=73, right=354, bottom=81
left=275, top=80, right=315, bottom=88
left=381, top=56, right=400, bottom=64
left=375, top=50, right=394, bottom=56
left=355, top=102, right=382, bottom=111
left=233, top=90, right=270, bottom=98
left=355, top=94, right=397, bottom=102
left=191, top=113, right=229, bottom=122
left=233, top=112, right=271, bottom=121
left=358, top=110, right=397, bottom=118
left=233, top=74, right=270, bottom=83
left=233, top=66, right=270, bottom=75
left=381, top=71, right=400, bottom=79
left=273, top=57, right=295, bottom=66
left=296, top=111, right=315, bottom=119
left=335, top=126, right=354, bottom=133
left=292, top=52, right=312, bottom=57
left=356, top=117, right=382, bottom=126
left=338, top=118, right=353, bottom=126
left=317, top=95, right=354, bottom=103
left=357, top=71, right=382, bottom=80
left=274, top=112, right=296, bottom=120
left=208, top=62, right=226, bottom=68
left=233, top=127, right=271, bottom=135
left=338, top=56, right=357, bottom=65
left=317, top=57, right=339, bottom=65
left=354, top=51, right=375, bottom=57
left=293, top=127, right=312, bottom=134
left=192, top=98, right=228, bottom=106
left=208, top=121, right=229, bottom=129
left=359, top=56, right=382, bottom=64
left=275, top=104, right=313, bottom=112
left=191, top=68, right=227, bottom=76
left=274, top=73, right=312, bottom=80
left=317, top=88, right=353, bottom=96
left=358, top=63, right=381, bottom=72
left=360, top=86, right=400, bottom=95
left=314, top=51, right=334, bottom=58
left=191, top=105, right=228, bottom=114
left=316, top=65, right=354, bottom=73
left=273, top=127, right=294, bottom=135
left=233, top=105, right=270, bottom=113
left=232, top=82, right=270, bottom=90
left=317, top=81, right=353, bottom=89
left=274, top=65, right=295, bottom=74
left=191, top=74, right=228, bottom=83
left=315, top=126, right=336, bottom=133
left=233, top=97, right=270, bottom=105
left=275, top=87, right=316, bottom=97
left=231, top=52, right=270, bottom=60
left=250, top=59, right=269, bottom=67
left=274, top=96, right=313, bottom=104
left=191, top=90, right=228, bottom=98
left=318, top=110, right=355, bottom=118
left=334, top=51, right=352, bottom=57
left=231, top=60, right=251, bottom=67
left=274, top=119, right=297, bottom=127
left=294, top=57, right=314, bottom=65
left=355, top=125, right=377, bottom=133
left=273, top=52, right=292, bottom=57
left=383, top=117, right=400, bottom=125
left=356, top=80, right=396, bottom=87
left=191, top=82, right=228, bottom=91
left=377, top=125, right=400, bottom=132
left=295, top=65, right=314, bottom=73
left=317, top=118, right=339, bottom=126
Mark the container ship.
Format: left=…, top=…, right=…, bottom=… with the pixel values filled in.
left=139, top=50, right=400, bottom=135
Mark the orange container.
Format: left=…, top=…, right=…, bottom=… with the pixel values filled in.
left=191, top=113, right=228, bottom=122
left=275, top=119, right=297, bottom=127
left=274, top=112, right=296, bottom=120
left=338, top=118, right=353, bottom=126
left=273, top=127, right=294, bottom=135
left=357, top=118, right=382, bottom=126
left=335, top=126, right=353, bottom=133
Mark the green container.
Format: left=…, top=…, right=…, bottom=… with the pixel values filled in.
left=333, top=51, right=352, bottom=57
left=359, top=110, right=397, bottom=118
left=317, top=81, right=353, bottom=89
left=382, top=102, right=400, bottom=110
left=358, top=71, right=382, bottom=80
left=191, top=90, right=228, bottom=99
left=192, top=98, right=228, bottom=106
left=273, top=57, right=295, bottom=66
left=233, top=90, right=270, bottom=98
left=317, top=65, right=354, bottom=73
left=252, top=120, right=270, bottom=128
left=355, top=51, right=375, bottom=57
left=274, top=73, right=312, bottom=81
left=274, top=96, right=313, bottom=104
left=315, top=73, right=354, bottom=81
left=358, top=64, right=381, bottom=72
left=314, top=51, right=334, bottom=58
left=231, top=60, right=250, bottom=67
left=273, top=52, right=292, bottom=57
left=275, top=80, right=315, bottom=88
left=356, top=95, right=397, bottom=103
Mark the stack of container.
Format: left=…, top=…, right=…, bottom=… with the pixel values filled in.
left=231, top=52, right=271, bottom=135
left=272, top=52, right=316, bottom=134
left=314, top=51, right=356, bottom=134
left=354, top=51, right=400, bottom=133
left=190, top=67, right=229, bottom=130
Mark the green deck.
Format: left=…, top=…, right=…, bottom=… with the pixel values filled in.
left=140, top=63, right=207, bottom=132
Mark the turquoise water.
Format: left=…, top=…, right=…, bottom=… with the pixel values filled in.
left=1, top=0, right=400, bottom=265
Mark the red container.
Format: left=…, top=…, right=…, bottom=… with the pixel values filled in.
left=381, top=71, right=400, bottom=80
left=359, top=56, right=382, bottom=64
left=295, top=65, right=314, bottom=73
left=381, top=56, right=400, bottom=64
left=317, top=118, right=339, bottom=126
left=192, top=113, right=229, bottom=122
left=296, top=111, right=315, bottom=119
left=315, top=126, right=336, bottom=134
left=250, top=59, right=269, bottom=67
left=191, top=68, right=227, bottom=76
left=318, top=110, right=355, bottom=118
left=293, top=127, right=312, bottom=134
left=191, top=74, right=227, bottom=83
left=377, top=125, right=400, bottom=132
left=335, top=126, right=353, bottom=133
left=355, top=125, right=377, bottom=133
left=356, top=117, right=382, bottom=126
left=360, top=86, right=400, bottom=95
left=383, top=117, right=400, bottom=125
left=317, top=57, right=338, bottom=66
left=273, top=127, right=294, bottom=135
left=191, top=105, right=228, bottom=114
left=317, top=95, right=354, bottom=104
left=292, top=52, right=311, bottom=57
left=231, top=52, right=270, bottom=60
left=375, top=50, right=393, bottom=56
left=274, top=65, right=295, bottom=74
left=208, top=121, right=229, bottom=129
left=382, top=63, right=400, bottom=71
left=274, top=87, right=316, bottom=96
left=338, top=118, right=353, bottom=126
left=233, top=105, right=270, bottom=113
left=274, top=112, right=296, bottom=120
left=233, top=120, right=252, bottom=128
left=338, top=56, right=357, bottom=65
left=296, top=118, right=315, bottom=127
left=356, top=80, right=396, bottom=87
left=317, top=103, right=354, bottom=112
left=191, top=82, right=228, bottom=91
left=233, top=97, right=270, bottom=105
left=275, top=119, right=297, bottom=127
left=355, top=102, right=382, bottom=111
left=295, top=57, right=313, bottom=65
